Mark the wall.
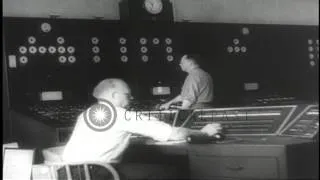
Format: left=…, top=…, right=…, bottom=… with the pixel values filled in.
left=3, top=0, right=120, bottom=19
left=173, top=0, right=319, bottom=25
left=3, top=0, right=319, bottom=25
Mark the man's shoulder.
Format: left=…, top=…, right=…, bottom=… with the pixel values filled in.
left=80, top=101, right=124, bottom=120
left=189, top=68, right=211, bottom=79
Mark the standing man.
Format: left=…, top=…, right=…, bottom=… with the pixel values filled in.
left=160, top=54, right=214, bottom=110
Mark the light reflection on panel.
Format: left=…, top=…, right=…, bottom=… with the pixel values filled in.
left=181, top=105, right=297, bottom=136
left=280, top=105, right=319, bottom=138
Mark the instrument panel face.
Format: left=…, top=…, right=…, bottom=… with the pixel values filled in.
left=4, top=18, right=126, bottom=105
left=181, top=105, right=297, bottom=136
left=3, top=18, right=180, bottom=105
left=3, top=17, right=318, bottom=108
left=280, top=104, right=319, bottom=138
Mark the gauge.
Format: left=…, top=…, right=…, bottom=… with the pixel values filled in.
left=141, top=46, right=148, bottom=53
left=121, top=55, right=128, bottom=62
left=29, top=46, right=37, bottom=54
left=167, top=55, right=174, bottom=62
left=165, top=38, right=172, bottom=45
left=153, top=38, right=160, bottom=45
left=119, top=37, right=127, bottom=44
left=68, top=56, right=76, bottom=63
left=59, top=56, right=67, bottom=63
left=241, top=46, right=247, bottom=53
left=308, top=46, right=314, bottom=52
left=67, top=46, right=75, bottom=54
left=309, top=53, right=314, bottom=59
left=93, top=55, right=101, bottom=63
left=233, top=38, right=240, bottom=45
left=234, top=46, right=240, bottom=53
left=142, top=55, right=149, bottom=62
left=48, top=46, right=56, bottom=54
left=227, top=46, right=233, bottom=53
left=28, top=36, right=36, bottom=44
left=39, top=46, right=47, bottom=54
left=139, top=38, right=147, bottom=45
left=91, top=37, right=99, bottom=44
left=310, top=60, right=316, bottom=66
left=58, top=46, right=66, bottom=54
left=120, top=47, right=127, bottom=53
left=242, top=27, right=250, bottom=35
left=19, top=46, right=27, bottom=54
left=57, top=37, right=65, bottom=44
left=19, top=56, right=28, bottom=64
left=166, top=47, right=173, bottom=53
left=92, top=46, right=100, bottom=53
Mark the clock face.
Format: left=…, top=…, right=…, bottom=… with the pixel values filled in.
left=41, top=22, right=51, bottom=33
left=144, top=0, right=163, bottom=15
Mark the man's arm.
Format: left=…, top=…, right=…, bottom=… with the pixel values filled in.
left=168, top=127, right=205, bottom=141
left=168, top=123, right=222, bottom=141
left=180, top=99, right=192, bottom=109
left=160, top=95, right=183, bottom=110
left=123, top=110, right=222, bottom=142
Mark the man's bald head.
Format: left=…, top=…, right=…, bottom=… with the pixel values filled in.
left=93, top=78, right=129, bottom=100
left=180, top=54, right=200, bottom=72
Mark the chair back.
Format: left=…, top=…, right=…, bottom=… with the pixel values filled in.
left=41, top=146, right=120, bottom=180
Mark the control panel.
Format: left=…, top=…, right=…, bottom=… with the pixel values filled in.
left=280, top=104, right=319, bottom=138
left=181, top=105, right=297, bottom=136
left=27, top=103, right=91, bottom=126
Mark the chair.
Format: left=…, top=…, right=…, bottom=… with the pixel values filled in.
left=42, top=146, right=120, bottom=180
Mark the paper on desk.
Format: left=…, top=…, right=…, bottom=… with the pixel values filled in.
left=2, top=142, right=19, bottom=159
left=3, top=149, right=34, bottom=180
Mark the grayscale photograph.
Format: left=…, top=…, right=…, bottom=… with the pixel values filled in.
left=2, top=0, right=319, bottom=179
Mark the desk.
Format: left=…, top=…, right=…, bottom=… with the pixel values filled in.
left=10, top=110, right=319, bottom=179
left=126, top=136, right=318, bottom=180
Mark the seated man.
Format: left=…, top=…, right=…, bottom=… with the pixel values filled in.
left=62, top=78, right=221, bottom=178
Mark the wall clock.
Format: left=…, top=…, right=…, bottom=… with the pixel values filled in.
left=119, top=0, right=173, bottom=22
left=144, top=0, right=163, bottom=15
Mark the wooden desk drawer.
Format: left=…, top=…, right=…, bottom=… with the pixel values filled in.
left=189, top=156, right=279, bottom=179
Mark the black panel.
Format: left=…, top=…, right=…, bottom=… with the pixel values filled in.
left=3, top=17, right=319, bottom=110
left=3, top=18, right=133, bottom=107
left=175, top=22, right=319, bottom=105
left=128, top=22, right=180, bottom=100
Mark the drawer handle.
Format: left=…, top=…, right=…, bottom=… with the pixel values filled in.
left=226, top=166, right=244, bottom=171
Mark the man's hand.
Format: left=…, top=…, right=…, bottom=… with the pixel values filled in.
left=159, top=103, right=171, bottom=110
left=200, top=123, right=222, bottom=136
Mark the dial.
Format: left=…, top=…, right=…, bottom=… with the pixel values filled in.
left=144, top=0, right=163, bottom=15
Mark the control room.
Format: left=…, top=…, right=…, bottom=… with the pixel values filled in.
left=2, top=0, right=319, bottom=179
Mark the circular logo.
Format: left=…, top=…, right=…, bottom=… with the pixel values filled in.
left=84, top=100, right=117, bottom=131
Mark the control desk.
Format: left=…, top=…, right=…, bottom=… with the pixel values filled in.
left=125, top=136, right=318, bottom=180
left=9, top=102, right=319, bottom=179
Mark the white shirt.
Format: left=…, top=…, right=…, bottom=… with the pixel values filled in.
left=62, top=106, right=173, bottom=163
